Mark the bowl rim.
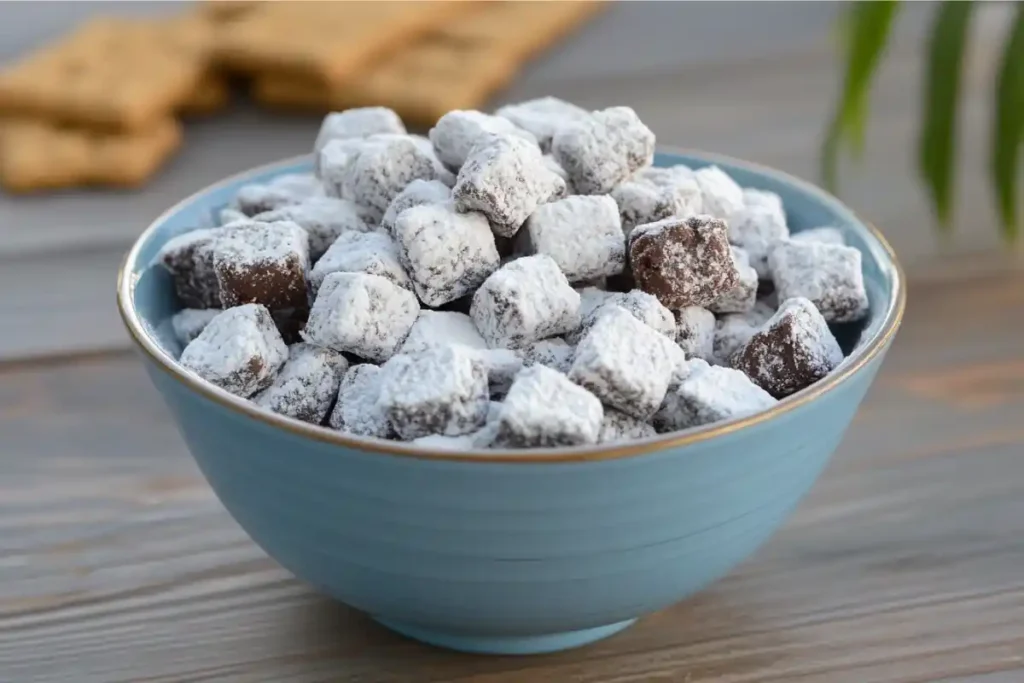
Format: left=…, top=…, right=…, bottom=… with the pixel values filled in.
left=117, top=147, right=906, bottom=463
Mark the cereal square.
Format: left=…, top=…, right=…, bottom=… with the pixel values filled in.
left=156, top=227, right=222, bottom=309
left=309, top=230, right=411, bottom=295
left=598, top=408, right=656, bottom=444
left=693, top=166, right=743, bottom=222
left=171, top=308, right=221, bottom=347
left=234, top=173, right=323, bottom=216
left=520, top=195, right=624, bottom=282
left=398, top=310, right=488, bottom=355
left=729, top=195, right=789, bottom=279
left=493, top=365, right=603, bottom=448
left=768, top=240, right=869, bottom=323
left=380, top=178, right=451, bottom=235
left=654, top=364, right=776, bottom=432
left=213, top=221, right=311, bottom=312
left=713, top=300, right=776, bottom=366
left=518, top=337, right=575, bottom=374
left=611, top=174, right=702, bottom=237
left=552, top=106, right=655, bottom=195
left=313, top=107, right=407, bottom=154
left=428, top=109, right=538, bottom=170
left=566, top=288, right=675, bottom=345
left=710, top=246, right=758, bottom=314
left=792, top=226, right=846, bottom=245
left=254, top=343, right=349, bottom=424
left=328, top=364, right=394, bottom=439
left=675, top=305, right=716, bottom=362
left=495, top=96, right=590, bottom=152
left=253, top=196, right=373, bottom=263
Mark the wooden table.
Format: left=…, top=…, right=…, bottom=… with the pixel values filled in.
left=2, top=271, right=1023, bottom=682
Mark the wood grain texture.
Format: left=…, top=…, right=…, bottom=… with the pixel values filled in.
left=1, top=273, right=1023, bottom=682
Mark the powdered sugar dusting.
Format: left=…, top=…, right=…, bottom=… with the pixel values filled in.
left=494, top=365, right=603, bottom=447
left=769, top=240, right=869, bottom=323
left=522, top=194, right=624, bottom=282
left=254, top=343, right=348, bottom=424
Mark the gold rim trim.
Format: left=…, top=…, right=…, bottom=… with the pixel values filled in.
left=116, top=149, right=907, bottom=464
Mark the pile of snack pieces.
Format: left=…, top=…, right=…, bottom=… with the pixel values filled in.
left=157, top=100, right=869, bottom=451
left=0, top=1, right=603, bottom=193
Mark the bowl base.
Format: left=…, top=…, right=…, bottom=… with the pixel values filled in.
left=374, top=617, right=637, bottom=655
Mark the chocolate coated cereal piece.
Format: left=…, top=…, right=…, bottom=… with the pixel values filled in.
left=713, top=300, right=776, bottom=366
left=399, top=310, right=487, bottom=355
left=629, top=214, right=739, bottom=309
left=313, top=107, right=407, bottom=154
left=693, top=165, right=744, bottom=222
left=599, top=408, right=657, bottom=444
left=453, top=133, right=565, bottom=238
left=253, top=196, right=373, bottom=263
left=328, top=364, right=395, bottom=439
left=302, top=272, right=420, bottom=362
left=569, top=305, right=679, bottom=420
left=518, top=337, right=575, bottom=374
left=710, top=246, right=758, bottom=314
left=378, top=345, right=490, bottom=440
left=493, top=365, right=603, bottom=448
left=520, top=194, right=624, bottom=282
left=733, top=297, right=844, bottom=398
left=156, top=227, right=222, bottom=309
left=213, top=221, right=311, bottom=312
left=729, top=196, right=789, bottom=279
left=392, top=201, right=500, bottom=307
left=675, top=305, right=716, bottom=362
left=769, top=240, right=869, bottom=323
left=654, top=363, right=776, bottom=432
left=234, top=173, right=323, bottom=216
left=552, top=106, right=655, bottom=195
left=254, top=343, right=349, bottom=424
left=309, top=230, right=411, bottom=295
left=495, top=96, right=590, bottom=152
left=470, top=254, right=581, bottom=349
left=171, top=308, right=221, bottom=347
left=179, top=304, right=288, bottom=398
left=791, top=226, right=846, bottom=245
left=428, top=109, right=538, bottom=170
left=380, top=178, right=451, bottom=235
left=611, top=171, right=702, bottom=236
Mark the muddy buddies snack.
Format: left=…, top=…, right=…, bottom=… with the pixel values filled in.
left=399, top=310, right=486, bottom=354
left=729, top=190, right=789, bottom=278
left=255, top=343, right=348, bottom=424
left=157, top=228, right=222, bottom=309
left=213, top=221, right=311, bottom=313
left=611, top=171, right=702, bottom=236
left=171, top=308, right=221, bottom=347
left=768, top=240, right=869, bottom=323
left=517, top=337, right=575, bottom=374
left=599, top=408, right=657, bottom=444
left=493, top=365, right=603, bottom=448
left=313, top=107, right=407, bottom=154
left=428, top=109, right=538, bottom=170
left=710, top=246, right=758, bottom=314
left=495, top=96, right=589, bottom=152
left=380, top=178, right=451, bottom=235
left=309, top=230, right=411, bottom=295
left=252, top=196, right=372, bottom=263
left=566, top=288, right=675, bottom=345
left=520, top=195, right=624, bottom=282
left=552, top=106, right=655, bottom=195
left=234, top=173, right=323, bottom=217
left=328, top=363, right=394, bottom=439
left=713, top=300, right=776, bottom=366
left=693, top=165, right=744, bottom=222
left=654, top=364, right=776, bottom=431
left=792, top=226, right=845, bottom=245
left=675, top=305, right=716, bottom=362
left=179, top=304, right=288, bottom=398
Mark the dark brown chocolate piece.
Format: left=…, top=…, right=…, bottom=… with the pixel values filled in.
left=213, top=221, right=311, bottom=312
left=157, top=228, right=222, bottom=309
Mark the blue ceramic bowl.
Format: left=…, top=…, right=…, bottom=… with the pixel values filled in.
left=117, top=150, right=905, bottom=655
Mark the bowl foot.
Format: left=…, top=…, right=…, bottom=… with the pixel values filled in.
left=373, top=617, right=637, bottom=655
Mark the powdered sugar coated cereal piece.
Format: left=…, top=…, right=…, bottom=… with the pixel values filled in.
left=212, top=221, right=311, bottom=312
left=428, top=109, right=538, bottom=170
left=710, top=246, right=758, bottom=314
left=328, top=364, right=394, bottom=439
left=411, top=433, right=480, bottom=451
left=218, top=206, right=247, bottom=226
left=713, top=300, right=776, bottom=366
left=495, top=96, right=590, bottom=152
left=541, top=155, right=572, bottom=197
left=521, top=194, right=624, bottom=282
left=629, top=214, right=739, bottom=309
left=399, top=310, right=487, bottom=355
left=179, top=304, right=287, bottom=398
left=171, top=308, right=221, bottom=347
left=471, top=348, right=524, bottom=397
left=380, top=179, right=451, bottom=235
left=769, top=240, right=868, bottom=323
left=565, top=288, right=674, bottom=345
left=253, top=196, right=373, bottom=263
left=493, top=365, right=603, bottom=448
left=392, top=202, right=500, bottom=307
left=518, top=337, right=575, bottom=374
left=156, top=227, right=222, bottom=309
left=378, top=345, right=490, bottom=440
left=742, top=188, right=785, bottom=215
left=675, top=305, right=716, bottom=362
left=302, top=272, right=419, bottom=362
left=552, top=106, right=655, bottom=195
left=410, top=135, right=457, bottom=187
left=470, top=254, right=581, bottom=349
left=693, top=166, right=744, bottom=222
left=732, top=297, right=844, bottom=398
left=569, top=305, right=679, bottom=420
left=654, top=364, right=776, bottom=432
left=315, top=137, right=367, bottom=186
left=254, top=343, right=348, bottom=424
left=330, top=134, right=438, bottom=220
left=729, top=200, right=789, bottom=279
left=309, top=230, right=411, bottom=295
left=611, top=172, right=702, bottom=236
left=792, top=226, right=846, bottom=245
left=453, top=134, right=565, bottom=238
left=599, top=408, right=657, bottom=444
left=313, top=107, right=406, bottom=154
left=234, top=173, right=323, bottom=217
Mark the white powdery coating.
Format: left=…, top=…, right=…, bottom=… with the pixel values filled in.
left=328, top=134, right=438, bottom=220
left=654, top=364, right=776, bottom=432
left=453, top=134, right=565, bottom=238
left=253, top=196, right=373, bottom=263
left=598, top=408, right=656, bottom=444
left=218, top=207, right=247, bottom=226
left=495, top=96, right=590, bottom=152
left=566, top=288, right=676, bottom=345
left=313, top=107, right=407, bottom=154
left=729, top=199, right=790, bottom=279
left=742, top=188, right=785, bottom=215
left=378, top=346, right=490, bottom=440
left=494, top=365, right=603, bottom=448
left=470, top=254, right=581, bottom=349
left=733, top=297, right=845, bottom=398
left=234, top=173, right=323, bottom=217
left=470, top=348, right=524, bottom=397
left=522, top=195, right=625, bottom=282
left=156, top=227, right=223, bottom=309
left=253, top=343, right=349, bottom=424
left=392, top=202, right=500, bottom=307
left=309, top=230, right=411, bottom=295
left=713, top=301, right=776, bottom=366
left=171, top=308, right=221, bottom=347
left=410, top=135, right=457, bottom=187
left=693, top=166, right=744, bottom=222
left=428, top=109, right=539, bottom=170
left=328, top=364, right=394, bottom=438
left=675, top=305, right=716, bottom=362
left=315, top=137, right=367, bottom=186
left=792, top=226, right=846, bottom=245
left=710, top=246, right=758, bottom=314
left=541, top=155, right=573, bottom=197
left=179, top=304, right=287, bottom=398
left=212, top=221, right=311, bottom=311
left=301, top=272, right=419, bottom=362
left=569, top=305, right=679, bottom=420
left=611, top=171, right=702, bottom=236
left=380, top=179, right=451, bottom=235
left=552, top=106, right=655, bottom=195
left=399, top=310, right=488, bottom=355
left=518, top=337, right=575, bottom=374
left=769, top=240, right=869, bottom=323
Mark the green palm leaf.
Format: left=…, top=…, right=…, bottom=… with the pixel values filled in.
left=991, top=3, right=1024, bottom=239
left=919, top=2, right=973, bottom=230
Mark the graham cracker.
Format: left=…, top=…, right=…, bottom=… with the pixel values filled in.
left=179, top=74, right=232, bottom=117
left=0, top=118, right=182, bottom=193
left=214, top=1, right=473, bottom=85
left=0, top=16, right=217, bottom=130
